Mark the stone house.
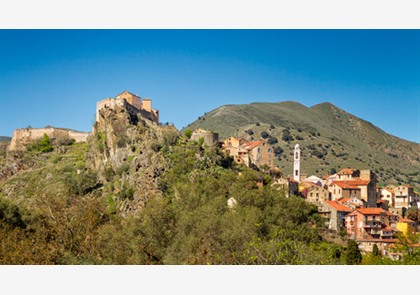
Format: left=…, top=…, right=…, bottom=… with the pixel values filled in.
left=328, top=170, right=377, bottom=207
left=321, top=200, right=353, bottom=231
left=306, top=185, right=330, bottom=204
left=335, top=168, right=360, bottom=180
left=222, top=138, right=275, bottom=169
left=394, top=185, right=416, bottom=209
left=271, top=177, right=299, bottom=197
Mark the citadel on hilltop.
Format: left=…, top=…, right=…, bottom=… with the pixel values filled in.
left=8, top=90, right=160, bottom=151
left=96, top=90, right=159, bottom=125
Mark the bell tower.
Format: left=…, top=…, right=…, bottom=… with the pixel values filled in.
left=293, top=143, right=301, bottom=182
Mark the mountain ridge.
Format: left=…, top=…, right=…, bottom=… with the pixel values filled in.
left=183, top=100, right=420, bottom=189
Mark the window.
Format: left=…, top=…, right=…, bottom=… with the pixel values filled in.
left=295, top=170, right=298, bottom=176
left=295, top=152, right=299, bottom=159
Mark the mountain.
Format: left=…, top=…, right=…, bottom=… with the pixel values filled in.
left=0, top=136, right=11, bottom=143
left=183, top=101, right=420, bottom=190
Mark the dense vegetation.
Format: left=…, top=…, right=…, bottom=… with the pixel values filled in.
left=1, top=132, right=419, bottom=265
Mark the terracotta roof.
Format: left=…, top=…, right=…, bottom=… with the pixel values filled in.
left=324, top=200, right=352, bottom=212
left=338, top=197, right=351, bottom=203
left=242, top=141, right=263, bottom=151
left=399, top=218, right=415, bottom=223
left=331, top=178, right=370, bottom=189
left=356, top=208, right=385, bottom=215
left=381, top=188, right=395, bottom=194
left=385, top=211, right=396, bottom=217
left=337, top=168, right=357, bottom=175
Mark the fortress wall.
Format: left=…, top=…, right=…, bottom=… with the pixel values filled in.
left=8, top=127, right=90, bottom=151
left=68, top=130, right=91, bottom=142
left=96, top=98, right=125, bottom=121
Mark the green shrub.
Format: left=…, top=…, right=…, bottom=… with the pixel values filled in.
left=29, top=134, right=53, bottom=153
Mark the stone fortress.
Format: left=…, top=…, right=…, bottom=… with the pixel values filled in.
left=8, top=127, right=90, bottom=151
left=8, top=90, right=159, bottom=151
left=96, top=90, right=159, bottom=124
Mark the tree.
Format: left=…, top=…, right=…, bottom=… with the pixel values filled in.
left=184, top=129, right=193, bottom=139
left=406, top=207, right=420, bottom=223
left=372, top=244, right=381, bottom=257
left=345, top=240, right=362, bottom=265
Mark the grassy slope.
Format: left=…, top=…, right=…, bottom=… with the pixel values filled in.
left=183, top=101, right=420, bottom=190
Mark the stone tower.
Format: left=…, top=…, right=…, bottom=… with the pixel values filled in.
left=293, top=143, right=301, bottom=182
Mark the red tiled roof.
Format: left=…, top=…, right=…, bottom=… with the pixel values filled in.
left=338, top=197, right=351, bottom=203
left=331, top=178, right=370, bottom=189
left=399, top=218, right=415, bottom=223
left=356, top=207, right=385, bottom=215
left=242, top=141, right=263, bottom=151
left=324, top=200, right=352, bottom=212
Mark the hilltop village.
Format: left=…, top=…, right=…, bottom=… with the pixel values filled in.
left=5, top=90, right=420, bottom=261
left=189, top=126, right=420, bottom=260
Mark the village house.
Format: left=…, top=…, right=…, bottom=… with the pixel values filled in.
left=306, top=185, right=330, bottom=204
left=396, top=218, right=417, bottom=236
left=222, top=137, right=275, bottom=169
left=337, top=197, right=364, bottom=210
left=328, top=169, right=377, bottom=207
left=302, top=175, right=324, bottom=186
left=321, top=200, right=353, bottom=231
left=380, top=187, right=395, bottom=208
left=394, top=185, right=416, bottom=209
left=271, top=177, right=299, bottom=197
left=344, top=208, right=398, bottom=240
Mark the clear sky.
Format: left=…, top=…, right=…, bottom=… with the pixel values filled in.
left=1, top=30, right=419, bottom=143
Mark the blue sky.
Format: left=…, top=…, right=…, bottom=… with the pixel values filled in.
left=1, top=30, right=419, bottom=143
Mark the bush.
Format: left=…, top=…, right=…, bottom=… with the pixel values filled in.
left=273, top=146, right=284, bottom=156
left=282, top=129, right=294, bottom=142
left=246, top=129, right=254, bottom=136
left=184, top=129, right=193, bottom=139
left=64, top=169, right=98, bottom=196
left=267, top=137, right=278, bottom=145
left=29, top=134, right=53, bottom=153
left=261, top=131, right=269, bottom=139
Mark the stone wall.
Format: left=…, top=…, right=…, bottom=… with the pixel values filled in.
left=190, top=130, right=219, bottom=147
left=8, top=127, right=90, bottom=151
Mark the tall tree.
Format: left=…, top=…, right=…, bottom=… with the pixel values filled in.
left=345, top=240, right=362, bottom=265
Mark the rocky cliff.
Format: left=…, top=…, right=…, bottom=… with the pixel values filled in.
left=88, top=102, right=179, bottom=213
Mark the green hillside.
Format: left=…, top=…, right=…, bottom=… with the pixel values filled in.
left=183, top=101, right=420, bottom=190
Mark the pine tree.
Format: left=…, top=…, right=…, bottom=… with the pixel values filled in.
left=345, top=240, right=362, bottom=265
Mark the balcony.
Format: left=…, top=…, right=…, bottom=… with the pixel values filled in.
left=364, top=222, right=382, bottom=229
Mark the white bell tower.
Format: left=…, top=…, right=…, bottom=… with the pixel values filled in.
left=293, top=143, right=301, bottom=182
